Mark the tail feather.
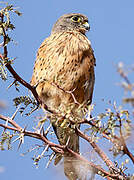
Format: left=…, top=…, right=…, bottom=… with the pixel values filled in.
left=64, top=156, right=79, bottom=180
left=52, top=121, right=80, bottom=180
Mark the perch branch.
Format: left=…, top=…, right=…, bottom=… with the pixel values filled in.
left=0, top=114, right=127, bottom=179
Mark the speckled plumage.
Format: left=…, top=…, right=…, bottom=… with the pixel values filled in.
left=31, top=13, right=96, bottom=180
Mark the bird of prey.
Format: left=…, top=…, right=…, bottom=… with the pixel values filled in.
left=31, top=13, right=96, bottom=180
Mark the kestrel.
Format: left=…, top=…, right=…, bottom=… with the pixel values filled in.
left=31, top=13, right=96, bottom=180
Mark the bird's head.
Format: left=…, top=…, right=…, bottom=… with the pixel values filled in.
left=51, top=13, right=90, bottom=35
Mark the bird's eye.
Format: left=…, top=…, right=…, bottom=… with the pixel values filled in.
left=71, top=16, right=81, bottom=22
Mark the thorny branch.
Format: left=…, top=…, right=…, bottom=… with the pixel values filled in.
left=0, top=12, right=54, bottom=113
left=70, top=114, right=134, bottom=165
left=82, top=116, right=134, bottom=164
left=0, top=114, right=127, bottom=179
left=117, top=112, right=134, bottom=164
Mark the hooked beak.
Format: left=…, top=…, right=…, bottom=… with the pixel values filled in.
left=83, top=21, right=90, bottom=31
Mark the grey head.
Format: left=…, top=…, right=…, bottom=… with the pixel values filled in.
left=51, top=13, right=90, bottom=35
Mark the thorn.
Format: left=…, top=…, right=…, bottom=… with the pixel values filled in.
left=39, top=121, right=45, bottom=134
left=42, top=128, right=45, bottom=137
left=11, top=105, right=20, bottom=120
left=41, top=144, right=49, bottom=157
left=7, top=80, right=17, bottom=89
left=12, top=136, right=21, bottom=144
left=12, top=132, right=24, bottom=150
left=46, top=152, right=55, bottom=168
left=40, top=126, right=44, bottom=134
left=17, top=133, right=25, bottom=150
left=22, top=125, right=27, bottom=133
left=44, top=124, right=52, bottom=136
left=17, top=138, right=23, bottom=150
left=5, top=117, right=9, bottom=127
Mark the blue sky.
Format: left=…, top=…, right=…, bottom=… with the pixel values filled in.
left=0, top=0, right=134, bottom=179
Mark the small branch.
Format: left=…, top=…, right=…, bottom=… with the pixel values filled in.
left=117, top=112, right=134, bottom=164
left=0, top=123, right=18, bottom=131
left=0, top=12, right=54, bottom=114
left=52, top=82, right=80, bottom=105
left=0, top=114, right=22, bottom=130
left=83, top=116, right=134, bottom=165
left=76, top=128, right=115, bottom=169
left=0, top=57, right=54, bottom=114
left=123, top=141, right=134, bottom=164
left=117, top=63, right=131, bottom=85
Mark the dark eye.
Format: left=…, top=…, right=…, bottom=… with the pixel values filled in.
left=71, top=16, right=81, bottom=22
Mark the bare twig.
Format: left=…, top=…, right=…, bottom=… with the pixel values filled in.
left=76, top=128, right=115, bottom=169
left=52, top=82, right=80, bottom=105
left=117, top=112, right=134, bottom=164
left=117, top=63, right=131, bottom=85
